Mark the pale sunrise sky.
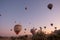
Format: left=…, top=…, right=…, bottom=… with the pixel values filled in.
left=0, top=0, right=60, bottom=36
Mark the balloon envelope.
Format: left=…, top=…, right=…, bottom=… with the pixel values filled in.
left=25, top=7, right=27, bottom=10
left=50, top=23, right=53, bottom=26
left=10, top=29, right=12, bottom=31
left=24, top=28, right=26, bottom=31
left=48, top=3, right=53, bottom=10
left=55, top=27, right=57, bottom=29
left=30, top=28, right=36, bottom=35
left=44, top=26, right=46, bottom=29
left=0, top=14, right=1, bottom=16
left=14, top=24, right=22, bottom=35
left=40, top=27, right=42, bottom=29
left=14, top=21, right=16, bottom=23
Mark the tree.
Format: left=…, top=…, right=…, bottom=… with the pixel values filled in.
left=32, top=29, right=47, bottom=40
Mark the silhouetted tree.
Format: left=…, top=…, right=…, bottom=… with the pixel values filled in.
left=32, top=31, right=46, bottom=40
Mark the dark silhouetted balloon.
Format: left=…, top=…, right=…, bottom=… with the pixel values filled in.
left=0, top=14, right=1, bottom=16
left=25, top=7, right=27, bottom=10
left=14, top=24, right=22, bottom=35
left=14, top=21, right=16, bottom=23
left=24, top=28, right=26, bottom=31
left=30, top=28, right=36, bottom=35
left=44, top=26, right=46, bottom=29
left=50, top=23, right=53, bottom=26
left=40, top=27, right=42, bottom=29
left=39, top=27, right=42, bottom=31
left=47, top=3, right=53, bottom=10
left=55, top=27, right=57, bottom=30
left=35, top=28, right=37, bottom=30
left=10, top=29, right=12, bottom=31
left=24, top=32, right=26, bottom=33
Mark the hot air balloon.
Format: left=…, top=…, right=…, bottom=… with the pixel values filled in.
left=50, top=23, right=53, bottom=26
left=10, top=29, right=12, bottom=31
left=35, top=28, right=37, bottom=30
left=0, top=14, right=1, bottom=16
left=54, top=27, right=57, bottom=30
left=39, top=27, right=42, bottom=32
left=24, top=28, right=26, bottom=33
left=47, top=3, right=53, bottom=10
left=30, top=28, right=36, bottom=35
left=44, top=26, right=46, bottom=29
left=24, top=28, right=26, bottom=31
left=25, top=6, right=27, bottom=10
left=14, top=21, right=16, bottom=23
left=14, top=24, right=22, bottom=35
left=40, top=27, right=42, bottom=30
left=44, top=26, right=46, bottom=33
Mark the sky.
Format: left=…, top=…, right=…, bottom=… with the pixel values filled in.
left=0, top=0, right=60, bottom=36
